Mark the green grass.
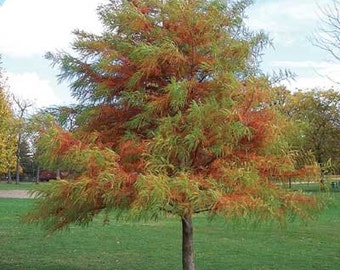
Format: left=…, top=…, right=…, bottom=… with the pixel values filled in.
left=0, top=191, right=339, bottom=270
left=0, top=181, right=39, bottom=190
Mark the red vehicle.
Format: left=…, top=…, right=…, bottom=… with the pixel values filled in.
left=39, top=171, right=69, bottom=181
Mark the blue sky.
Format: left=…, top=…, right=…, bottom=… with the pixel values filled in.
left=0, top=0, right=339, bottom=110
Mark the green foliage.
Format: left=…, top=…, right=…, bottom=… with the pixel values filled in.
left=18, top=139, right=35, bottom=177
left=0, top=65, right=17, bottom=175
left=282, top=89, right=340, bottom=173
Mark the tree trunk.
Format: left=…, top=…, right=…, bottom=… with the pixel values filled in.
left=15, top=161, right=20, bottom=184
left=56, top=168, right=61, bottom=180
left=182, top=215, right=195, bottom=270
left=7, top=169, right=12, bottom=184
left=15, top=133, right=21, bottom=185
left=36, top=165, right=40, bottom=184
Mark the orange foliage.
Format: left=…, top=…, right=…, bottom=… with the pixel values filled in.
left=118, top=140, right=147, bottom=172
left=213, top=194, right=251, bottom=210
left=85, top=105, right=141, bottom=147
left=239, top=109, right=276, bottom=149
left=54, top=127, right=82, bottom=156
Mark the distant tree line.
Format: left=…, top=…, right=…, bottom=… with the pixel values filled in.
left=1, top=71, right=340, bottom=182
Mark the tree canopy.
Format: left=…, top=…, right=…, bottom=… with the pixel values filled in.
left=26, top=1, right=322, bottom=269
left=0, top=60, right=17, bottom=176
left=282, top=89, right=340, bottom=174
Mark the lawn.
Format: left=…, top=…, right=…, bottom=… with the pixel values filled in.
left=0, top=181, right=38, bottom=190
left=0, top=187, right=339, bottom=269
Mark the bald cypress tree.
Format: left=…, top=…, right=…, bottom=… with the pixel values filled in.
left=27, top=1, right=321, bottom=269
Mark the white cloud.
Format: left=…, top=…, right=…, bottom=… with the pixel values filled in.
left=246, top=0, right=339, bottom=90
left=0, top=0, right=107, bottom=57
left=279, top=62, right=340, bottom=90
left=6, top=72, right=63, bottom=108
left=1, top=0, right=338, bottom=109
left=246, top=0, right=332, bottom=46
left=285, top=75, right=339, bottom=90
left=268, top=59, right=340, bottom=90
left=271, top=60, right=340, bottom=69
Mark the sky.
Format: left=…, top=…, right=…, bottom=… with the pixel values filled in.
left=0, top=0, right=339, bottom=111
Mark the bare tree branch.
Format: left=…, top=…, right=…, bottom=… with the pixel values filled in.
left=11, top=95, right=33, bottom=184
left=310, top=0, right=340, bottom=84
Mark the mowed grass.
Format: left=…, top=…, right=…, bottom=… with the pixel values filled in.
left=0, top=186, right=339, bottom=269
left=0, top=181, right=38, bottom=190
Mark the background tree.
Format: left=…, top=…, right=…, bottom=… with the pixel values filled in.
left=0, top=89, right=17, bottom=179
left=26, top=111, right=57, bottom=183
left=32, top=105, right=83, bottom=179
left=18, top=139, right=35, bottom=180
left=0, top=58, right=17, bottom=182
left=26, top=1, right=322, bottom=269
left=271, top=87, right=321, bottom=188
left=311, top=0, right=340, bottom=83
left=11, top=95, right=33, bottom=184
left=282, top=89, right=340, bottom=174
